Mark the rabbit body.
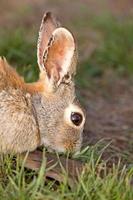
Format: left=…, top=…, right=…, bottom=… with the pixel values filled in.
left=0, top=58, right=40, bottom=153
left=0, top=12, right=85, bottom=154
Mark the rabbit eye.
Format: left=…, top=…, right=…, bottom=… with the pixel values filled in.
left=71, top=112, right=83, bottom=126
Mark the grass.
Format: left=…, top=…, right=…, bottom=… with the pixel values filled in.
left=91, top=15, right=133, bottom=74
left=0, top=28, right=39, bottom=83
left=0, top=13, right=133, bottom=199
left=0, top=144, right=133, bottom=200
left=76, top=15, right=133, bottom=87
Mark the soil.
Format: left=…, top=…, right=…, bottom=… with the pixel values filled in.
left=82, top=72, right=133, bottom=163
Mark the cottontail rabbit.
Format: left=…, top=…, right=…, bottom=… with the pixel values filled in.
left=0, top=12, right=85, bottom=154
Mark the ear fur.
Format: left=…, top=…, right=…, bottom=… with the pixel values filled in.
left=44, top=27, right=76, bottom=86
left=37, top=12, right=60, bottom=71
left=37, top=12, right=77, bottom=89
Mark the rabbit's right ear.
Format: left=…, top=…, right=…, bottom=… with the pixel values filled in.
left=37, top=12, right=60, bottom=71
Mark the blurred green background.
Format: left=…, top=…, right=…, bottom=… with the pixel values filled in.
left=0, top=0, right=132, bottom=85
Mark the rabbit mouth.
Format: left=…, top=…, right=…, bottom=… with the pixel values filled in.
left=42, top=137, right=54, bottom=152
left=42, top=137, right=66, bottom=153
left=42, top=137, right=82, bottom=154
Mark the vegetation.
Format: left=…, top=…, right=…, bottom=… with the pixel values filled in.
left=0, top=144, right=133, bottom=200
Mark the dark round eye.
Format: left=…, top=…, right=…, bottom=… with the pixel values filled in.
left=71, top=112, right=83, bottom=126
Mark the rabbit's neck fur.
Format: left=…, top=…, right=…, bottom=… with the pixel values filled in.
left=31, top=92, right=64, bottom=145
left=31, top=94, right=48, bottom=145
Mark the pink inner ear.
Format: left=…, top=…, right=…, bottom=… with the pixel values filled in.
left=44, top=28, right=75, bottom=83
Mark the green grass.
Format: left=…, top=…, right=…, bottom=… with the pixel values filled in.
left=76, top=15, right=133, bottom=87
left=0, top=145, right=133, bottom=200
left=0, top=29, right=39, bottom=83
left=91, top=15, right=133, bottom=74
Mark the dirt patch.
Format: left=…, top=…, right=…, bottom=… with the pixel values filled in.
left=82, top=72, right=133, bottom=163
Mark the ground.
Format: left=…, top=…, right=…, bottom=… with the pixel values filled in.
left=83, top=74, right=133, bottom=163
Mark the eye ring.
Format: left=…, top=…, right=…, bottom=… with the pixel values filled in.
left=71, top=112, right=83, bottom=126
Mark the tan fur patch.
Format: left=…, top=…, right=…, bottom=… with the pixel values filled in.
left=0, top=57, right=52, bottom=96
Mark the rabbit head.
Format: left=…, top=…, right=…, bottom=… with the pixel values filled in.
left=33, top=12, right=85, bottom=153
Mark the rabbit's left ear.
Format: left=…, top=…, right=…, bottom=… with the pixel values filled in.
left=37, top=12, right=77, bottom=89
left=42, top=27, right=77, bottom=87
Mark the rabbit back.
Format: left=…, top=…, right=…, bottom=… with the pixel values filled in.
left=0, top=58, right=40, bottom=153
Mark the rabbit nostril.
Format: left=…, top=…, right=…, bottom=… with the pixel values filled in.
left=71, top=112, right=83, bottom=126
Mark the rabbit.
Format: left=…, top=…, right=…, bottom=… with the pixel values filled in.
left=0, top=12, right=85, bottom=154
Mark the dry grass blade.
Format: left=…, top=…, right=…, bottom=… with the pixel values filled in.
left=20, top=150, right=84, bottom=187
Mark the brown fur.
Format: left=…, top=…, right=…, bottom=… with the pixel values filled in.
left=0, top=58, right=50, bottom=95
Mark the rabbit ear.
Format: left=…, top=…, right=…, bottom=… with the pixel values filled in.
left=37, top=12, right=60, bottom=71
left=42, top=27, right=77, bottom=87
